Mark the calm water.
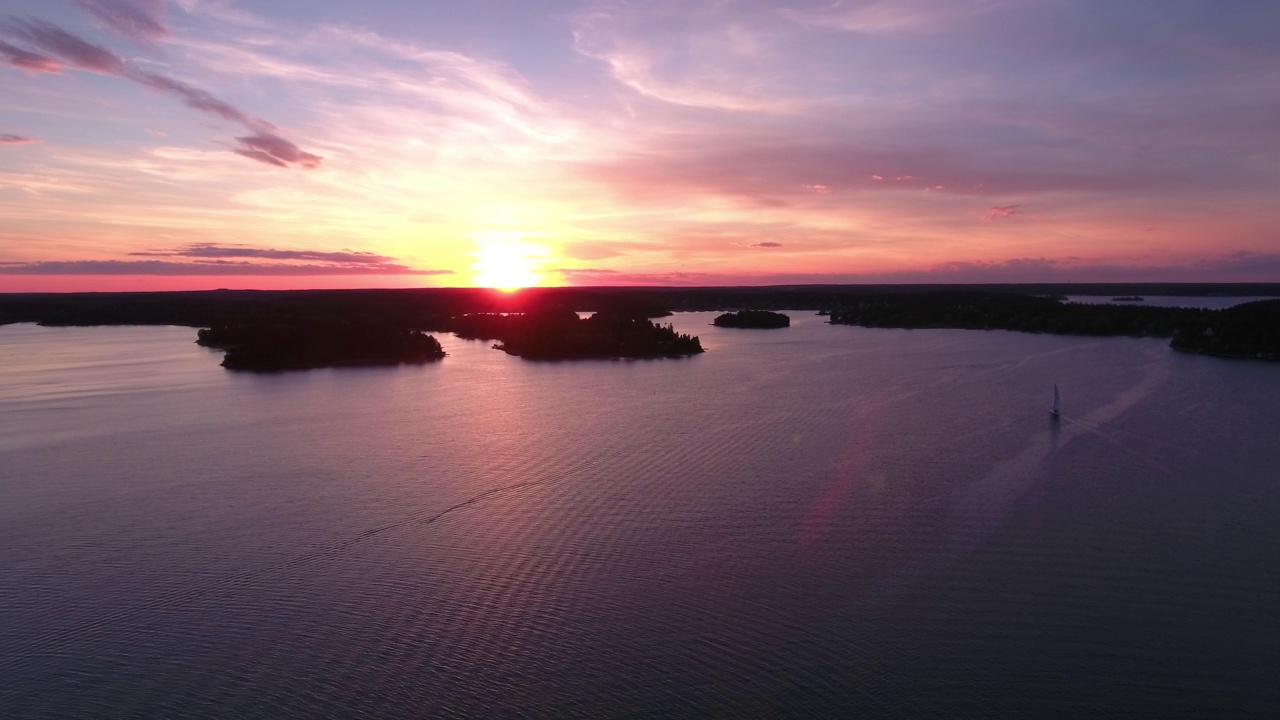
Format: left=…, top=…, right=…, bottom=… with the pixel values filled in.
left=2, top=313, right=1279, bottom=718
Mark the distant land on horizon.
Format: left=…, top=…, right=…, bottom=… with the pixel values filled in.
left=6, top=281, right=1280, bottom=301
left=4, top=282, right=1279, bottom=365
left=4, top=283, right=1280, bottom=329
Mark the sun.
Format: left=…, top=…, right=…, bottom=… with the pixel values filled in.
left=470, top=238, right=546, bottom=291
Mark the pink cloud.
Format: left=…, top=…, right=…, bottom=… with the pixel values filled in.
left=0, top=133, right=38, bottom=144
left=77, top=0, right=168, bottom=42
left=981, top=204, right=1019, bottom=221
left=0, top=39, right=60, bottom=72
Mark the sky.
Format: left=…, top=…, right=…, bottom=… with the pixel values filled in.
left=2, top=0, right=1280, bottom=291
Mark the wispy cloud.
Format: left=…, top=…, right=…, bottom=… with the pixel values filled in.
left=556, top=267, right=716, bottom=286
left=0, top=258, right=452, bottom=276
left=130, top=69, right=268, bottom=129
left=129, top=243, right=397, bottom=265
left=752, top=241, right=782, bottom=248
left=572, top=0, right=803, bottom=112
left=230, top=133, right=321, bottom=169
left=0, top=38, right=61, bottom=72
left=0, top=133, right=38, bottom=144
left=1, top=17, right=127, bottom=74
left=77, top=0, right=169, bottom=43
left=0, top=15, right=319, bottom=168
left=785, top=0, right=1018, bottom=35
left=557, top=252, right=1280, bottom=286
left=5, top=0, right=1280, bottom=289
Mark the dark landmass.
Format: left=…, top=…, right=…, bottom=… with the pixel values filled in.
left=5, top=283, right=1279, bottom=330
left=454, top=306, right=702, bottom=360
left=713, top=310, right=791, bottom=328
left=1112, top=296, right=1145, bottom=302
left=1169, top=299, right=1280, bottom=360
left=4, top=284, right=1280, bottom=364
left=197, top=323, right=445, bottom=372
left=828, top=292, right=1200, bottom=337
left=828, top=292, right=1280, bottom=361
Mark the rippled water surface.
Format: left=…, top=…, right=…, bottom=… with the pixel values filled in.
left=3, top=314, right=1280, bottom=718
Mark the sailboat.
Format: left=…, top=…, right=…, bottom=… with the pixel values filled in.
left=1050, top=384, right=1061, bottom=417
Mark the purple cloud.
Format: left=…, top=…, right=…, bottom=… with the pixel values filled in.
left=0, top=39, right=60, bottom=72
left=129, top=244, right=396, bottom=265
left=130, top=70, right=268, bottom=130
left=77, top=0, right=168, bottom=42
left=752, top=242, right=782, bottom=248
left=232, top=133, right=322, bottom=170
left=2, top=243, right=442, bottom=276
left=1, top=17, right=320, bottom=169
left=0, top=259, right=453, bottom=276
left=0, top=25, right=266, bottom=132
left=2, top=18, right=127, bottom=75
left=0, top=133, right=38, bottom=144
left=1193, top=251, right=1280, bottom=277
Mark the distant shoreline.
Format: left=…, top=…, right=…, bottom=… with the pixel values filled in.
left=3, top=287, right=1277, bottom=367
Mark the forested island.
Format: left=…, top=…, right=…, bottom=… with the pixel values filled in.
left=827, top=292, right=1195, bottom=336
left=451, top=307, right=703, bottom=360
left=827, top=292, right=1280, bottom=360
left=1112, top=296, right=1145, bottom=302
left=197, top=323, right=446, bottom=371
left=713, top=310, right=791, bottom=328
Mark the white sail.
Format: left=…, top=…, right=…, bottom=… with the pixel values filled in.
left=1051, top=384, right=1061, bottom=416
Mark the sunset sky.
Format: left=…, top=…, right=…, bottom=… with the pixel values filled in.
left=3, top=0, right=1279, bottom=291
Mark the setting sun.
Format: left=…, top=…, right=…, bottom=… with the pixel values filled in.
left=470, top=238, right=548, bottom=291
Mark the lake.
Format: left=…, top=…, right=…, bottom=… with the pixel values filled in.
left=2, top=313, right=1279, bottom=718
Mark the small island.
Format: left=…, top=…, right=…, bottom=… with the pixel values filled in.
left=713, top=310, right=791, bottom=329
left=197, top=322, right=446, bottom=371
left=1112, top=296, right=1145, bottom=302
left=449, top=307, right=703, bottom=360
